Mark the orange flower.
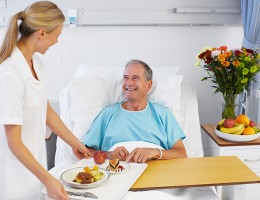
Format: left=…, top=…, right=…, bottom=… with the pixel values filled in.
left=225, top=51, right=232, bottom=58
left=218, top=54, right=226, bottom=62
left=219, top=46, right=228, bottom=51
left=232, top=60, right=240, bottom=67
left=221, top=60, right=230, bottom=67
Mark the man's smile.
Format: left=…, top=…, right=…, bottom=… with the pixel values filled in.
left=126, top=88, right=137, bottom=91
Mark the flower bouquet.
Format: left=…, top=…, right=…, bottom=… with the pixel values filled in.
left=196, top=45, right=260, bottom=119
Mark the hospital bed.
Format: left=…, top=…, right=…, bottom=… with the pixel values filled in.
left=50, top=65, right=219, bottom=200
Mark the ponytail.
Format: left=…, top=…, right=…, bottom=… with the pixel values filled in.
left=0, top=12, right=24, bottom=64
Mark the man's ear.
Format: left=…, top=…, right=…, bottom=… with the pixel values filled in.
left=38, top=29, right=45, bottom=39
left=147, top=80, right=153, bottom=90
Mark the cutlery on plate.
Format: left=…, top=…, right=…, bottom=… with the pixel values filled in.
left=66, top=190, right=98, bottom=199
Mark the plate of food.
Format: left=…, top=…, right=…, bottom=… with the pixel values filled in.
left=104, top=159, right=130, bottom=174
left=61, top=165, right=110, bottom=189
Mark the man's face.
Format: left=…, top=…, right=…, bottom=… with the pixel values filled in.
left=122, top=63, right=152, bottom=102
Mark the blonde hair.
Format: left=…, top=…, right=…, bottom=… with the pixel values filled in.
left=0, top=1, right=65, bottom=64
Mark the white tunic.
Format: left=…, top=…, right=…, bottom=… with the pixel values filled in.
left=0, top=47, right=47, bottom=200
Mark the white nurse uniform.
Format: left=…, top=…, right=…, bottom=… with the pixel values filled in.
left=0, top=47, right=48, bottom=200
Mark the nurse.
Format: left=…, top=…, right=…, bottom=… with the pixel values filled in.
left=0, top=1, right=91, bottom=200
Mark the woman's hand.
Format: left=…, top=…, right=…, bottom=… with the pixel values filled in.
left=72, top=143, right=92, bottom=160
left=45, top=175, right=69, bottom=200
left=110, top=146, right=129, bottom=161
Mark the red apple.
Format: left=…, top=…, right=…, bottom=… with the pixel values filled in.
left=249, top=120, right=256, bottom=127
left=223, top=118, right=235, bottom=128
left=93, top=150, right=107, bottom=164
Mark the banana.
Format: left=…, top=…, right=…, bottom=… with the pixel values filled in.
left=218, top=119, right=225, bottom=125
left=220, top=123, right=244, bottom=134
left=231, top=127, right=244, bottom=135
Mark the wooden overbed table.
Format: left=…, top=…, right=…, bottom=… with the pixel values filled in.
left=130, top=156, right=260, bottom=200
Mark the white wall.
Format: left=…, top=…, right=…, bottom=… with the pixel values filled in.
left=0, top=25, right=243, bottom=124
left=0, top=0, right=241, bottom=26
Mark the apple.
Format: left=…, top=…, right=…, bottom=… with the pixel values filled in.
left=223, top=118, right=235, bottom=128
left=249, top=120, right=256, bottom=127
left=93, top=150, right=107, bottom=164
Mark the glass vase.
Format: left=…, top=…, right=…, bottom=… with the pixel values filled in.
left=221, top=93, right=238, bottom=119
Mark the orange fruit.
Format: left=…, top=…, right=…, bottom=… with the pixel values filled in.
left=83, top=166, right=92, bottom=173
left=235, top=114, right=250, bottom=126
left=243, top=126, right=255, bottom=135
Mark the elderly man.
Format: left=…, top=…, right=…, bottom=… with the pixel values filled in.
left=84, top=59, right=187, bottom=163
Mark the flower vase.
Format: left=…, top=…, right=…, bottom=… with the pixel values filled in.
left=221, top=93, right=238, bottom=119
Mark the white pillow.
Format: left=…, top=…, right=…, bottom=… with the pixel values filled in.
left=74, top=64, right=124, bottom=78
left=149, top=75, right=183, bottom=124
left=69, top=78, right=108, bottom=138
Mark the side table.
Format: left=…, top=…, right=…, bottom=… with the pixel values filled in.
left=201, top=124, right=260, bottom=200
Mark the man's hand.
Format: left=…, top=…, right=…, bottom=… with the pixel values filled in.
left=110, top=146, right=129, bottom=161
left=125, top=148, right=159, bottom=163
left=72, top=143, right=92, bottom=160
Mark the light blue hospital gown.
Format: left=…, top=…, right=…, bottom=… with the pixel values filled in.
left=84, top=102, right=185, bottom=151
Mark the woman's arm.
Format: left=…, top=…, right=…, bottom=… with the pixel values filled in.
left=4, top=125, right=69, bottom=200
left=46, top=102, right=92, bottom=159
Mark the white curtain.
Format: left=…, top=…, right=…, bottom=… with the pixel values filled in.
left=239, top=0, right=260, bottom=122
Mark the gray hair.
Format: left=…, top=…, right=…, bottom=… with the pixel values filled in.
left=125, top=59, right=153, bottom=80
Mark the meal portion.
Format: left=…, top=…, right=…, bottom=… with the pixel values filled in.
left=106, top=159, right=124, bottom=172
left=73, top=165, right=104, bottom=184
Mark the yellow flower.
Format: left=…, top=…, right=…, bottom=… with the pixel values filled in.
left=240, top=63, right=245, bottom=68
left=201, top=46, right=212, bottom=52
left=218, top=54, right=226, bottom=62
left=244, top=57, right=251, bottom=62
left=242, top=68, right=249, bottom=75
left=241, top=78, right=248, bottom=83
left=195, top=59, right=200, bottom=67
left=250, top=65, right=258, bottom=73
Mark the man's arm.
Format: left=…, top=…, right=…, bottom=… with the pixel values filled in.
left=125, top=139, right=187, bottom=163
left=160, top=139, right=187, bottom=159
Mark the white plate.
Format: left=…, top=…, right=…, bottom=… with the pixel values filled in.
left=103, top=162, right=130, bottom=174
left=215, top=127, right=260, bottom=142
left=61, top=167, right=109, bottom=189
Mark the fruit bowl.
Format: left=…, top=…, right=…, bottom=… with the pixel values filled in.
left=215, top=127, right=260, bottom=142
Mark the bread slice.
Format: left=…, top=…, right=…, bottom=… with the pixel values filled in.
left=109, top=159, right=120, bottom=171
